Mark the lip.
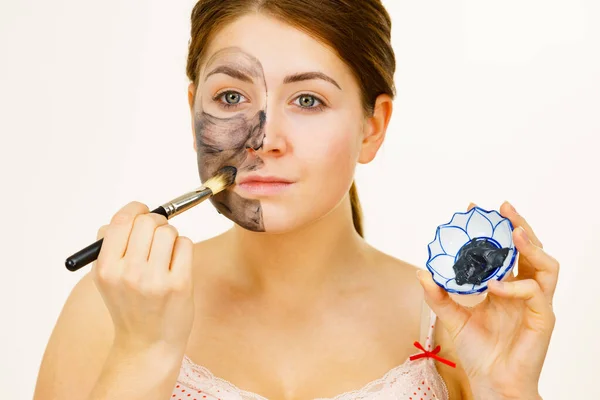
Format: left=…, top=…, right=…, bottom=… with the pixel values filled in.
left=236, top=175, right=295, bottom=196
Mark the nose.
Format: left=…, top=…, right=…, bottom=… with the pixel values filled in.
left=244, top=111, right=266, bottom=151
left=252, top=108, right=288, bottom=157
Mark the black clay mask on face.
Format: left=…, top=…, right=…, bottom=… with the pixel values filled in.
left=194, top=48, right=268, bottom=232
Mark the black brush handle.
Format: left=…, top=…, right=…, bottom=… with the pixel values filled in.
left=65, top=206, right=169, bottom=272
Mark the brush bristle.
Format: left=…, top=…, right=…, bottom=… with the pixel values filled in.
left=204, top=166, right=237, bottom=194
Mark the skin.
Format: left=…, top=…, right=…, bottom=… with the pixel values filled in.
left=184, top=15, right=558, bottom=399
left=189, top=19, right=371, bottom=234
left=419, top=203, right=558, bottom=400
left=182, top=13, right=471, bottom=399
left=194, top=48, right=268, bottom=231
left=32, top=12, right=557, bottom=400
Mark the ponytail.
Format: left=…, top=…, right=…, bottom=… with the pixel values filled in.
left=349, top=181, right=364, bottom=237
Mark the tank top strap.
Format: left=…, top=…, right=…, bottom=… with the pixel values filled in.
left=419, top=297, right=438, bottom=351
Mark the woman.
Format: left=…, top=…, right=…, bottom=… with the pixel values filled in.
left=34, top=1, right=559, bottom=399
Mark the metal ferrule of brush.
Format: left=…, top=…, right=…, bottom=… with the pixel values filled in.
left=160, top=186, right=214, bottom=218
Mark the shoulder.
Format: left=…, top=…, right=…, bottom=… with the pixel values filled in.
left=357, top=247, right=426, bottom=346
left=366, top=246, right=424, bottom=306
left=34, top=271, right=114, bottom=399
left=368, top=247, right=473, bottom=399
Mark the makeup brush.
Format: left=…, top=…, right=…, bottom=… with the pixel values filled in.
left=65, top=166, right=237, bottom=272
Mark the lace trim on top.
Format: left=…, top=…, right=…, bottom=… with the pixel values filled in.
left=176, top=310, right=449, bottom=400
left=178, top=353, right=449, bottom=400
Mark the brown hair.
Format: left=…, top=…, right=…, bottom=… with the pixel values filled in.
left=186, top=0, right=396, bottom=237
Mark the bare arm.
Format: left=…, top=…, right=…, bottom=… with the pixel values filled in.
left=35, top=202, right=195, bottom=399
left=33, top=272, right=183, bottom=400
left=87, top=340, right=182, bottom=400
left=34, top=271, right=113, bottom=399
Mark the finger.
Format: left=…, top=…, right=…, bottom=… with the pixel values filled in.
left=148, top=224, right=179, bottom=278
left=96, top=225, right=109, bottom=240
left=100, top=202, right=150, bottom=264
left=125, top=213, right=168, bottom=263
left=93, top=224, right=109, bottom=258
left=417, top=270, right=471, bottom=340
left=169, top=236, right=194, bottom=291
left=467, top=202, right=477, bottom=211
left=487, top=279, right=552, bottom=322
left=513, top=226, right=559, bottom=301
left=500, top=201, right=543, bottom=248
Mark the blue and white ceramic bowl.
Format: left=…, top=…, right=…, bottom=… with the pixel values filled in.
left=426, top=207, right=518, bottom=295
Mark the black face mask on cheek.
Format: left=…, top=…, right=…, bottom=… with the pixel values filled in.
left=195, top=109, right=267, bottom=232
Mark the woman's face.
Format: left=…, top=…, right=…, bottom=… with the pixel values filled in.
left=190, top=14, right=371, bottom=233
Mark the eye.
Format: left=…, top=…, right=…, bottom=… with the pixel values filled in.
left=214, top=90, right=248, bottom=108
left=292, top=94, right=327, bottom=112
left=224, top=91, right=242, bottom=104
left=294, top=94, right=319, bottom=108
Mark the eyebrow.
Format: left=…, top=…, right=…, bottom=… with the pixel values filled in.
left=205, top=65, right=254, bottom=83
left=283, top=72, right=342, bottom=90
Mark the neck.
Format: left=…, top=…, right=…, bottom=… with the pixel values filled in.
left=225, top=195, right=368, bottom=296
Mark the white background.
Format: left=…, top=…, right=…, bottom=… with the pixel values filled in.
left=1, top=0, right=598, bottom=398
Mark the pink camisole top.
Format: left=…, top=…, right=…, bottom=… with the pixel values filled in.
left=171, top=306, right=450, bottom=400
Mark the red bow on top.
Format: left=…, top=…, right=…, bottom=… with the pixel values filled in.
left=409, top=341, right=456, bottom=368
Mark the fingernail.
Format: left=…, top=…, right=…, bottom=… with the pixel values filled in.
left=518, top=226, right=530, bottom=242
left=416, top=270, right=423, bottom=280
left=491, top=279, right=504, bottom=289
left=506, top=201, right=516, bottom=213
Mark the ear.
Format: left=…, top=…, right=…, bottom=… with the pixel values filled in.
left=188, top=82, right=197, bottom=152
left=358, top=94, right=393, bottom=164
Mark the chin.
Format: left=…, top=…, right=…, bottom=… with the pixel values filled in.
left=257, top=199, right=339, bottom=233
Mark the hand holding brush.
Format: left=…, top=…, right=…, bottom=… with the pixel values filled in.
left=65, top=166, right=237, bottom=272
left=65, top=166, right=237, bottom=400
